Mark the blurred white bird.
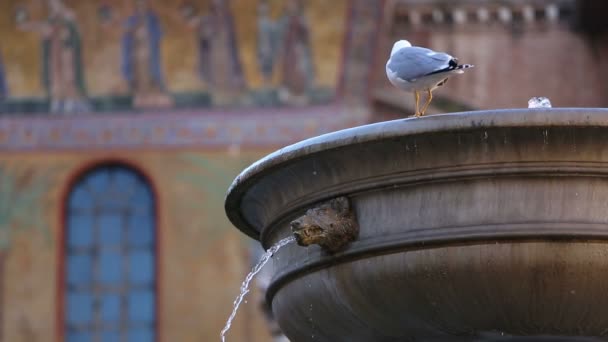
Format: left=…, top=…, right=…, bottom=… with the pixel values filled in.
left=386, top=40, right=474, bottom=117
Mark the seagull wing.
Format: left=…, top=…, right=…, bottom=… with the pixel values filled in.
left=387, top=47, right=456, bottom=81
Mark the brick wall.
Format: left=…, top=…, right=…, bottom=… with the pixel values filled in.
left=374, top=0, right=608, bottom=114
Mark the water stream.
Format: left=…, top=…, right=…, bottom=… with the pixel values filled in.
left=220, top=236, right=296, bottom=341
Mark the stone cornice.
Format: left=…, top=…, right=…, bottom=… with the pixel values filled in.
left=0, top=105, right=370, bottom=152
left=388, top=0, right=576, bottom=28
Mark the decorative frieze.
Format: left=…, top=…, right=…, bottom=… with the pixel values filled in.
left=389, top=1, right=575, bottom=28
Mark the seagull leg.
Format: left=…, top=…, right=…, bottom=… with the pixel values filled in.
left=414, top=91, right=420, bottom=117
left=420, top=89, right=433, bottom=116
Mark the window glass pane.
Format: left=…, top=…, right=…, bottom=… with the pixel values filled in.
left=129, top=251, right=154, bottom=285
left=101, top=331, right=121, bottom=341
left=66, top=292, right=93, bottom=324
left=67, top=254, right=92, bottom=286
left=99, top=213, right=122, bottom=245
left=128, top=329, right=154, bottom=342
left=113, top=170, right=138, bottom=193
left=100, top=294, right=121, bottom=323
left=87, top=170, right=110, bottom=194
left=99, top=250, right=122, bottom=284
left=69, top=187, right=93, bottom=211
left=127, top=215, right=153, bottom=247
left=128, top=291, right=155, bottom=322
left=66, top=331, right=91, bottom=342
left=132, top=185, right=153, bottom=212
left=67, top=214, right=93, bottom=247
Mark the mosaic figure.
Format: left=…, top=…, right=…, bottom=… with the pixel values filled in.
left=0, top=52, right=7, bottom=99
left=256, top=0, right=281, bottom=87
left=278, top=0, right=315, bottom=102
left=17, top=0, right=90, bottom=114
left=122, top=0, right=172, bottom=108
left=179, top=3, right=214, bottom=85
left=208, top=0, right=246, bottom=98
left=178, top=0, right=245, bottom=102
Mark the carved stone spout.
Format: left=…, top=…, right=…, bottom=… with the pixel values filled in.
left=290, top=196, right=359, bottom=253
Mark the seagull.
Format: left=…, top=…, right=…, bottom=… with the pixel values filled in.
left=386, top=40, right=474, bottom=117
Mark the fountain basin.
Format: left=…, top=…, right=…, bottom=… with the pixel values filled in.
left=225, top=108, right=608, bottom=341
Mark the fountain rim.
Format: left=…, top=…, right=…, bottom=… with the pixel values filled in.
left=224, top=107, right=608, bottom=240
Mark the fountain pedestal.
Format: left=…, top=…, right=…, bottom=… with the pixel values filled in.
left=225, top=109, right=608, bottom=341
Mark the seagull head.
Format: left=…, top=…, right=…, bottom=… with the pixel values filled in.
left=390, top=40, right=412, bottom=56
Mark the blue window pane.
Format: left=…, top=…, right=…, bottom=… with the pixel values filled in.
left=100, top=294, right=121, bottom=323
left=129, top=251, right=154, bottom=285
left=69, top=187, right=93, bottom=211
left=128, top=329, right=154, bottom=342
left=66, top=293, right=93, bottom=324
left=67, top=254, right=92, bottom=286
left=67, top=215, right=93, bottom=247
left=66, top=331, right=91, bottom=342
left=132, top=186, right=153, bottom=212
left=101, top=331, right=120, bottom=342
left=99, top=214, right=122, bottom=245
left=128, top=291, right=155, bottom=322
left=87, top=170, right=110, bottom=194
left=113, top=170, right=138, bottom=193
left=99, top=250, right=122, bottom=284
left=128, top=215, right=154, bottom=247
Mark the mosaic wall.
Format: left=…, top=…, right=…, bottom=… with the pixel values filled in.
left=0, top=1, right=383, bottom=337
left=0, top=0, right=348, bottom=114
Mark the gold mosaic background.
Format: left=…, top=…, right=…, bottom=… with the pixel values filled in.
left=0, top=0, right=347, bottom=98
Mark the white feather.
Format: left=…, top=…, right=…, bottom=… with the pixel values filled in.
left=390, top=40, right=411, bottom=57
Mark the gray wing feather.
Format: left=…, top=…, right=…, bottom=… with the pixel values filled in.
left=387, top=47, right=453, bottom=81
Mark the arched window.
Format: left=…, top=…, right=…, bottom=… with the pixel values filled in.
left=64, top=165, right=156, bottom=341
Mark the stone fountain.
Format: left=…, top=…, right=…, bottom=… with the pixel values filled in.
left=225, top=108, right=608, bottom=341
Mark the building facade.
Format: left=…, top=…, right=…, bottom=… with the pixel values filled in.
left=0, top=0, right=606, bottom=341
left=0, top=0, right=381, bottom=341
